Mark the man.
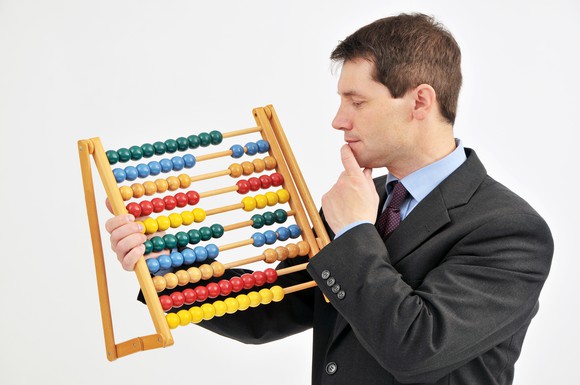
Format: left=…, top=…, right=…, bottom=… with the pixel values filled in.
left=107, top=13, right=553, bottom=384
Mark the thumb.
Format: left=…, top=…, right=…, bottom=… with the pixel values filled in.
left=340, top=144, right=362, bottom=176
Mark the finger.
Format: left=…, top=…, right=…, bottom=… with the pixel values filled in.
left=121, top=244, right=146, bottom=271
left=115, top=232, right=147, bottom=261
left=363, top=167, right=373, bottom=181
left=105, top=198, right=113, bottom=214
left=110, top=222, right=145, bottom=251
left=105, top=214, right=135, bottom=234
left=341, top=144, right=362, bottom=176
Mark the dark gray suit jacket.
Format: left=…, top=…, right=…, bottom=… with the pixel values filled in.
left=200, top=149, right=553, bottom=385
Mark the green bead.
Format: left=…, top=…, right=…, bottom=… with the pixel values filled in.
left=176, top=137, right=189, bottom=151
left=175, top=231, right=190, bottom=247
left=141, top=143, right=155, bottom=158
left=199, top=226, right=212, bottom=241
left=210, top=224, right=225, bottom=238
left=165, top=139, right=178, bottom=153
left=188, top=134, right=200, bottom=149
left=117, top=148, right=132, bottom=162
left=151, top=236, right=166, bottom=252
left=188, top=229, right=201, bottom=244
left=274, top=209, right=288, bottom=223
left=130, top=145, right=143, bottom=161
left=106, top=150, right=119, bottom=165
left=210, top=130, right=223, bottom=145
left=163, top=234, right=178, bottom=249
left=153, top=141, right=166, bottom=155
left=251, top=214, right=265, bottom=229
left=144, top=240, right=153, bottom=254
left=263, top=211, right=275, bottom=226
left=199, top=132, right=211, bottom=147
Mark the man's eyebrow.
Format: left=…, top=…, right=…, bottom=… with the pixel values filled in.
left=337, top=90, right=364, bottom=98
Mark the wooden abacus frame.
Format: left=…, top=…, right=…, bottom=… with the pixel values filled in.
left=78, top=105, right=330, bottom=361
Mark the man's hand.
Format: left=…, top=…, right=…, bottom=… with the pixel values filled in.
left=105, top=214, right=147, bottom=271
left=321, top=144, right=380, bottom=234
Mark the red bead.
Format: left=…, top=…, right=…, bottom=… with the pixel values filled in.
left=170, top=291, right=185, bottom=308
left=183, top=288, right=197, bottom=304
left=175, top=193, right=188, bottom=207
left=126, top=202, right=142, bottom=217
left=241, top=273, right=256, bottom=290
left=163, top=195, right=177, bottom=210
left=159, top=295, right=173, bottom=311
left=253, top=271, right=267, bottom=287
left=236, top=179, right=250, bottom=195
left=248, top=177, right=261, bottom=191
left=270, top=173, right=284, bottom=187
left=151, top=198, right=165, bottom=213
left=218, top=279, right=232, bottom=296
left=139, top=200, right=154, bottom=216
left=259, top=175, right=272, bottom=189
left=230, top=276, right=244, bottom=292
left=206, top=282, right=220, bottom=299
left=194, top=285, right=208, bottom=302
left=264, top=268, right=278, bottom=283
left=186, top=190, right=200, bottom=205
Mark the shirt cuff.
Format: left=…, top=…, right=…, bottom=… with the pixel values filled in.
left=334, top=220, right=373, bottom=238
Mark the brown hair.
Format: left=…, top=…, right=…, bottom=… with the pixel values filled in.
left=331, top=13, right=462, bottom=125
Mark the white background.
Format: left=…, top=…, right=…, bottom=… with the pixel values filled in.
left=1, top=0, right=578, bottom=384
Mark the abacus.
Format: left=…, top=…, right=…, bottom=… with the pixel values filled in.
left=78, top=105, right=330, bottom=361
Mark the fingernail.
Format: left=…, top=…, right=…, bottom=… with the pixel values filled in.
left=137, top=223, right=144, bottom=233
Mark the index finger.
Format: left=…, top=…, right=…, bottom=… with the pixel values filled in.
left=105, top=214, right=136, bottom=234
left=341, top=144, right=362, bottom=176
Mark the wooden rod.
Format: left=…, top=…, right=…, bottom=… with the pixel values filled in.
left=223, top=254, right=265, bottom=269
left=205, top=203, right=243, bottom=216
left=222, top=126, right=262, bottom=138
left=277, top=262, right=309, bottom=276
left=190, top=169, right=231, bottom=183
left=283, top=280, right=317, bottom=295
left=199, top=185, right=238, bottom=198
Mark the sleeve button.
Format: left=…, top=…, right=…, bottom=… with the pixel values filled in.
left=326, top=277, right=336, bottom=286
left=321, top=270, right=331, bottom=279
left=325, top=362, right=338, bottom=375
left=337, top=290, right=346, bottom=300
left=331, top=284, right=341, bottom=293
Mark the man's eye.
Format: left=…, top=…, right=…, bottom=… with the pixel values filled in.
left=352, top=101, right=364, bottom=107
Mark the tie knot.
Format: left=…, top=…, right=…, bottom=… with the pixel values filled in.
left=387, top=182, right=408, bottom=210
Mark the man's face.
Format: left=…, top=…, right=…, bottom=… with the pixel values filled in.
left=332, top=58, right=413, bottom=169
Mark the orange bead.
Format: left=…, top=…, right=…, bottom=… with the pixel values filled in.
left=229, top=163, right=243, bottom=178
left=276, top=245, right=289, bottom=261
left=286, top=243, right=299, bottom=258
left=252, top=158, right=266, bottom=173
left=264, top=156, right=277, bottom=170
left=164, top=273, right=178, bottom=289
left=155, top=178, right=169, bottom=193
left=178, top=174, right=191, bottom=189
left=297, top=241, right=310, bottom=256
left=131, top=183, right=145, bottom=199
left=187, top=267, right=202, bottom=283
left=119, top=186, right=133, bottom=201
left=199, top=264, right=213, bottom=280
left=167, top=176, right=180, bottom=191
left=241, top=161, right=254, bottom=176
left=152, top=275, right=166, bottom=292
left=176, top=270, right=190, bottom=286
left=143, top=181, right=157, bottom=196
left=264, top=248, right=278, bottom=263
left=211, top=261, right=225, bottom=277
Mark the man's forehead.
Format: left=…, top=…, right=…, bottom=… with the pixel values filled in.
left=336, top=59, right=379, bottom=95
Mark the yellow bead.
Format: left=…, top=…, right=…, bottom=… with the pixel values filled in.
left=264, top=156, right=277, bottom=170
left=143, top=181, right=157, bottom=196
left=252, top=158, right=266, bottom=173
left=155, top=178, right=168, bottom=193
left=135, top=221, right=146, bottom=234
left=211, top=261, right=225, bottom=277
left=224, top=297, right=239, bottom=314
left=177, top=309, right=192, bottom=326
left=176, top=270, right=190, bottom=286
left=259, top=288, right=273, bottom=305
left=242, top=196, right=256, bottom=212
left=180, top=210, right=194, bottom=226
left=178, top=174, right=191, bottom=189
left=255, top=194, right=267, bottom=209
left=265, top=191, right=278, bottom=206
left=199, top=264, right=213, bottom=280
left=164, top=273, right=178, bottom=289
left=192, top=208, right=206, bottom=222
left=152, top=275, right=166, bottom=292
left=167, top=176, right=180, bottom=191
left=201, top=303, right=216, bottom=321
left=156, top=215, right=170, bottom=231
left=213, top=300, right=227, bottom=317
left=187, top=267, right=201, bottom=283
left=119, top=185, right=133, bottom=201
left=189, top=306, right=204, bottom=324
left=276, top=189, right=290, bottom=203
left=228, top=163, right=243, bottom=178
left=248, top=291, right=262, bottom=308
left=169, top=213, right=183, bottom=228
left=166, top=313, right=180, bottom=329
left=241, top=161, right=254, bottom=176
left=271, top=286, right=284, bottom=302
left=143, top=218, right=158, bottom=234
left=236, top=294, right=250, bottom=311
left=131, top=183, right=145, bottom=199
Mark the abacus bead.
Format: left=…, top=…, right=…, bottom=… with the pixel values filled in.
left=106, top=150, right=119, bottom=164
left=160, top=158, right=173, bottom=173
left=188, top=229, right=201, bottom=244
left=230, top=144, right=245, bottom=158
left=182, top=288, right=197, bottom=304
left=175, top=231, right=189, bottom=247
left=263, top=211, right=275, bottom=225
left=264, top=248, right=278, bottom=263
left=159, top=295, right=173, bottom=311
left=158, top=254, right=172, bottom=269
left=187, top=134, right=200, bottom=149
left=157, top=216, right=171, bottom=231
left=194, top=246, right=208, bottom=262
left=206, top=282, right=220, bottom=298
left=129, top=184, right=143, bottom=199
left=193, top=208, right=206, bottom=222
left=245, top=142, right=259, bottom=155
left=119, top=185, right=133, bottom=200
left=199, top=264, right=213, bottom=280
left=144, top=240, right=153, bottom=254
left=146, top=258, right=160, bottom=273
left=210, top=130, right=223, bottom=145
left=175, top=193, right=188, bottom=208
left=171, top=156, right=184, bottom=171
left=242, top=197, right=256, bottom=211
left=118, top=148, right=132, bottom=162
left=141, top=143, right=155, bottom=158
left=148, top=161, right=161, bottom=176
left=176, top=270, right=190, bottom=286
left=248, top=177, right=261, bottom=191
left=228, top=163, right=243, bottom=178
left=187, top=190, right=200, bottom=205
left=178, top=174, right=191, bottom=189
left=274, top=209, right=287, bottom=223
left=113, top=168, right=126, bottom=183
left=264, top=230, right=277, bottom=244
left=277, top=189, right=290, bottom=203
left=259, top=288, right=273, bottom=305
left=194, top=286, right=208, bottom=302
left=130, top=145, right=143, bottom=161
left=182, top=248, right=195, bottom=264
left=248, top=291, right=262, bottom=308
left=230, top=277, right=244, bottom=292
left=259, top=175, right=273, bottom=189
left=253, top=271, right=267, bottom=287
left=236, top=294, right=250, bottom=311
left=199, top=226, right=212, bottom=241
left=271, top=173, right=284, bottom=186
left=169, top=213, right=183, bottom=228
left=163, top=195, right=176, bottom=211
left=166, top=313, right=180, bottom=329
left=177, top=309, right=192, bottom=326
left=236, top=179, right=250, bottom=194
left=251, top=214, right=265, bottom=229
left=187, top=267, right=202, bottom=283
left=264, top=268, right=278, bottom=283
left=153, top=141, right=166, bottom=155
left=213, top=301, right=227, bottom=317
left=151, top=198, right=165, bottom=213
left=201, top=303, right=216, bottom=321
left=271, top=285, right=284, bottom=302
left=264, top=156, right=277, bottom=170
left=241, top=161, right=254, bottom=175
left=143, top=217, right=158, bottom=234
left=164, top=273, right=178, bottom=289
left=180, top=210, right=194, bottom=226
left=288, top=224, right=301, bottom=238
left=210, top=224, right=224, bottom=238
left=155, top=178, right=169, bottom=193
left=241, top=273, right=256, bottom=290
left=153, top=275, right=166, bottom=292
left=170, top=291, right=185, bottom=308
left=163, top=234, right=177, bottom=249
left=189, top=307, right=204, bottom=324
left=218, top=279, right=232, bottom=296
left=151, top=236, right=165, bottom=252
left=136, top=164, right=150, bottom=178
left=206, top=244, right=219, bottom=259
left=140, top=201, right=154, bottom=216
left=143, top=181, right=157, bottom=195
left=297, top=241, right=310, bottom=256
left=276, top=245, right=289, bottom=261
left=167, top=176, right=180, bottom=191
left=277, top=226, right=290, bottom=241
left=183, top=154, right=196, bottom=168
left=211, top=261, right=225, bottom=277
left=126, top=202, right=142, bottom=217
left=199, top=132, right=211, bottom=147
left=252, top=232, right=266, bottom=247
left=255, top=194, right=268, bottom=209
left=256, top=140, right=270, bottom=153
left=286, top=243, right=299, bottom=258
left=224, top=297, right=239, bottom=314
left=252, top=158, right=266, bottom=172
left=176, top=137, right=189, bottom=151
left=164, top=139, right=178, bottom=153
left=265, top=191, right=278, bottom=206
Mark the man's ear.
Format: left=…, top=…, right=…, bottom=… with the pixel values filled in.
left=412, top=84, right=437, bottom=120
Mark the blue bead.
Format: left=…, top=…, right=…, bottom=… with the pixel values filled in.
left=112, top=168, right=126, bottom=183
left=276, top=226, right=290, bottom=241
left=245, top=142, right=259, bottom=155
left=146, top=258, right=160, bottom=273
left=288, top=224, right=301, bottom=238
left=160, top=158, right=173, bottom=173
left=124, top=166, right=138, bottom=181
left=136, top=163, right=150, bottom=178
left=230, top=144, right=245, bottom=158
left=183, top=154, right=196, bottom=168
left=252, top=232, right=266, bottom=247
left=182, top=248, right=195, bottom=265
left=264, top=230, right=277, bottom=244
left=158, top=254, right=172, bottom=270
left=194, top=246, right=208, bottom=262
left=206, top=244, right=219, bottom=259
left=171, top=156, right=185, bottom=171
left=257, top=140, right=270, bottom=153
left=148, top=161, right=161, bottom=176
left=170, top=251, right=184, bottom=267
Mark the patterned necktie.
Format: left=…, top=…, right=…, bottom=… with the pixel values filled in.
left=376, top=181, right=409, bottom=238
